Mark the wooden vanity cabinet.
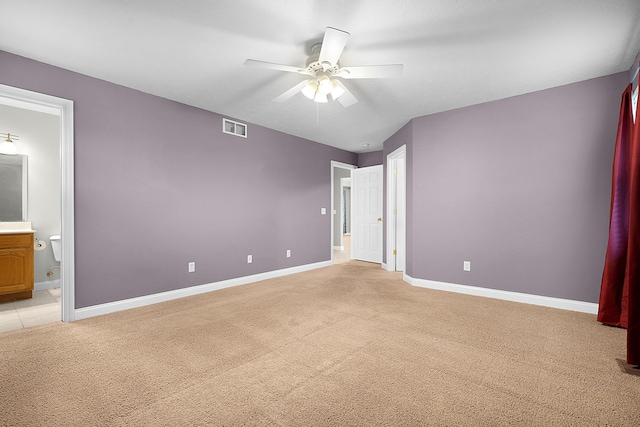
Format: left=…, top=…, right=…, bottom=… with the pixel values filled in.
left=0, top=232, right=34, bottom=302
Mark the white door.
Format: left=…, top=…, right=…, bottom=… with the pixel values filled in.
left=387, top=146, right=406, bottom=271
left=351, top=165, right=383, bottom=263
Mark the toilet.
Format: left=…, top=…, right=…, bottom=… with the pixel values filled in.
left=50, top=235, right=61, bottom=262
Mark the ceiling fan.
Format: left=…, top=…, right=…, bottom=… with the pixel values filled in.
left=244, top=27, right=403, bottom=107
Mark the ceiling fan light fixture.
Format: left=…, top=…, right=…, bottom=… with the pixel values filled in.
left=318, top=75, right=333, bottom=95
left=330, top=80, right=345, bottom=100
left=314, top=91, right=328, bottom=103
left=301, top=80, right=318, bottom=99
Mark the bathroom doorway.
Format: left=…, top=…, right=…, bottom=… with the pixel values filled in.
left=0, top=102, right=61, bottom=331
left=0, top=84, right=75, bottom=326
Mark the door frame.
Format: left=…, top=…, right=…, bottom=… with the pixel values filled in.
left=386, top=145, right=406, bottom=271
left=0, top=84, right=75, bottom=322
left=330, top=161, right=356, bottom=262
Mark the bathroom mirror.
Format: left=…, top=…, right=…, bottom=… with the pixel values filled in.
left=0, top=154, right=28, bottom=221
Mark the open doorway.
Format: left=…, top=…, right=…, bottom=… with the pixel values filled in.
left=0, top=102, right=61, bottom=331
left=0, top=84, right=75, bottom=323
left=331, top=161, right=356, bottom=264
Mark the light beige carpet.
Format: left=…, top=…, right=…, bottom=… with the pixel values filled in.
left=1, top=261, right=639, bottom=426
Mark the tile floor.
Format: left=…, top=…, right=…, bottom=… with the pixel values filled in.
left=0, top=288, right=61, bottom=333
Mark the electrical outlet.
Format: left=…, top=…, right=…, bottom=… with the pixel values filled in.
left=321, top=207, right=327, bottom=215
left=188, top=262, right=195, bottom=273
left=247, top=255, right=252, bottom=264
left=463, top=261, right=471, bottom=272
left=286, top=249, right=291, bottom=258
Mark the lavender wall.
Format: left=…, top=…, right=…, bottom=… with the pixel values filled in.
left=0, top=50, right=357, bottom=308
left=358, top=150, right=383, bottom=167
left=406, top=73, right=628, bottom=303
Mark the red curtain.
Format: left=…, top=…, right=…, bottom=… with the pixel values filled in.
left=598, top=84, right=640, bottom=365
left=628, top=86, right=640, bottom=366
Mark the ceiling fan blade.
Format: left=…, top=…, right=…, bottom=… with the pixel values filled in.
left=273, top=80, right=308, bottom=103
left=334, top=81, right=358, bottom=107
left=244, top=59, right=312, bottom=75
left=338, top=64, right=403, bottom=79
left=318, top=27, right=350, bottom=67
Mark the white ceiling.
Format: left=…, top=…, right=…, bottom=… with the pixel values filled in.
left=1, top=0, right=639, bottom=153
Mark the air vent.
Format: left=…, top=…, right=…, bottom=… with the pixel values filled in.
left=223, top=118, right=247, bottom=138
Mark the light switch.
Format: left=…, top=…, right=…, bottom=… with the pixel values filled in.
left=463, top=261, right=471, bottom=272
left=321, top=208, right=327, bottom=215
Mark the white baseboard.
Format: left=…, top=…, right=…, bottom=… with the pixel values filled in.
left=35, top=279, right=61, bottom=290
left=404, top=274, right=598, bottom=314
left=75, top=261, right=332, bottom=321
left=382, top=263, right=390, bottom=271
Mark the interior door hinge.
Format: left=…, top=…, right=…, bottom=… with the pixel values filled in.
left=393, top=249, right=397, bottom=256
left=393, top=209, right=397, bottom=215
left=394, top=168, right=398, bottom=175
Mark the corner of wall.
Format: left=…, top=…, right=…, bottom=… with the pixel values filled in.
left=357, top=150, right=384, bottom=168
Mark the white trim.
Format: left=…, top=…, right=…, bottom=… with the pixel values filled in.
left=60, top=95, right=75, bottom=322
left=382, top=263, right=390, bottom=271
left=333, top=245, right=344, bottom=250
left=331, top=160, right=357, bottom=170
left=404, top=274, right=598, bottom=314
left=0, top=95, right=60, bottom=115
left=330, top=161, right=357, bottom=263
left=75, top=260, right=332, bottom=320
left=0, top=84, right=75, bottom=322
